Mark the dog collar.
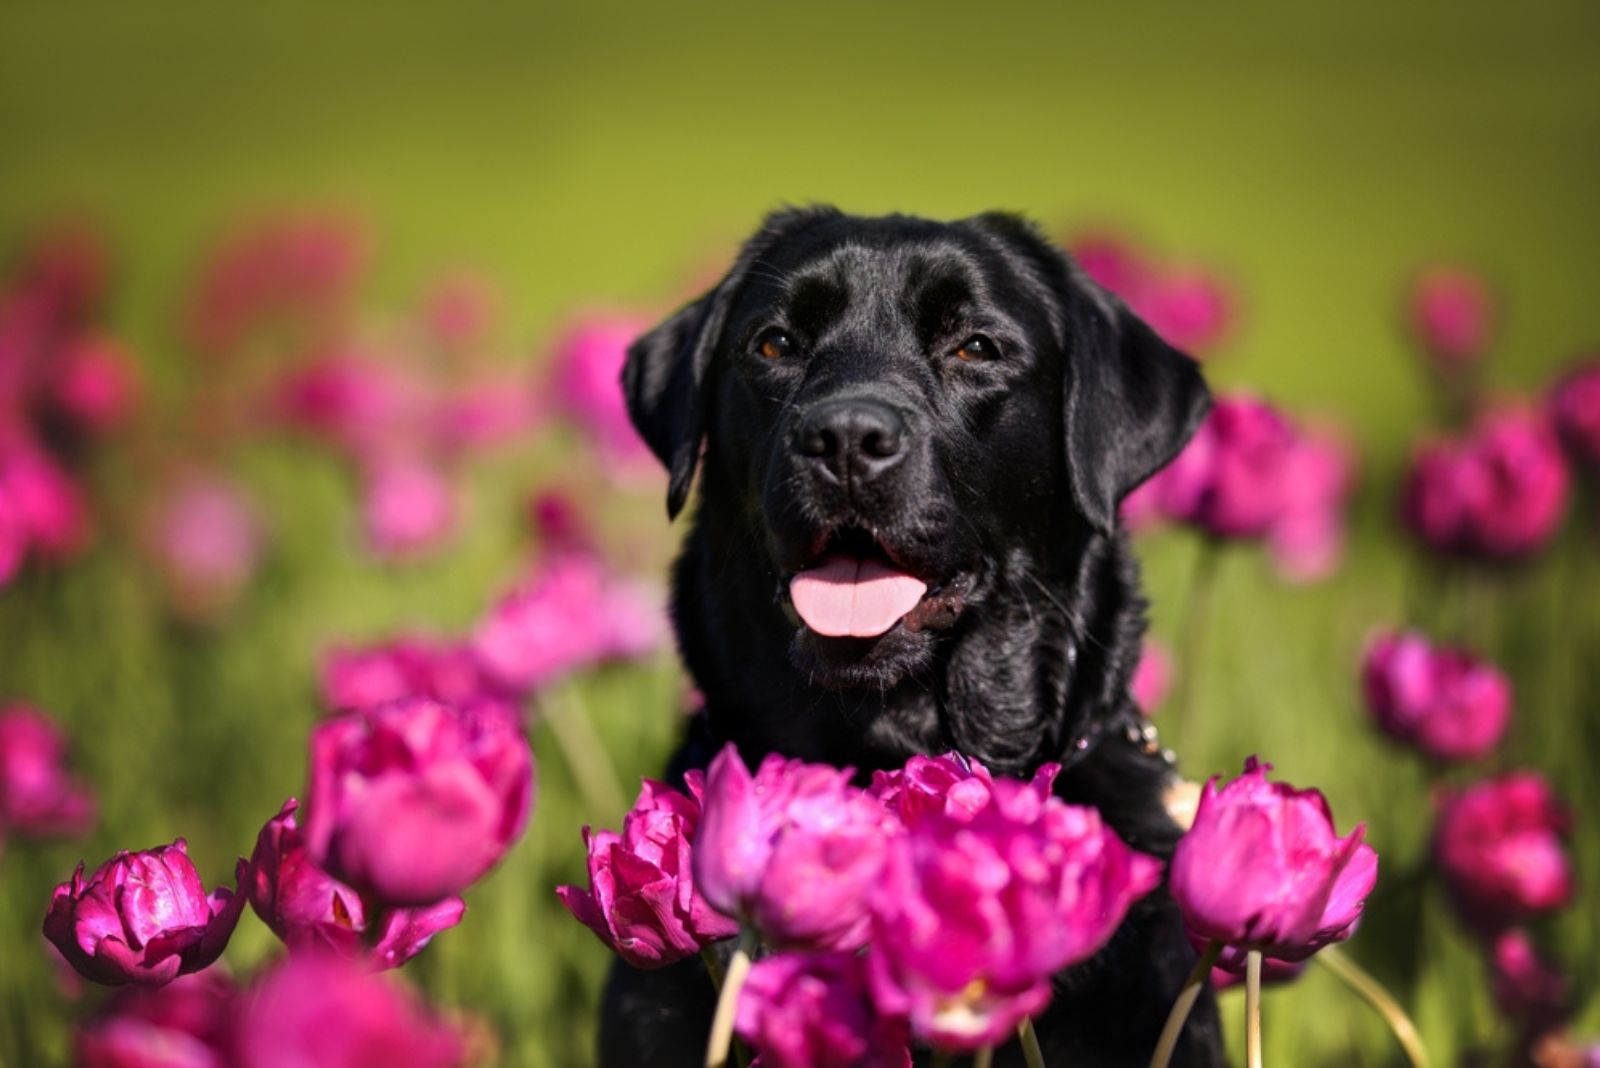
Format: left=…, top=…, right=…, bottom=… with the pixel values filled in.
left=1059, top=706, right=1176, bottom=772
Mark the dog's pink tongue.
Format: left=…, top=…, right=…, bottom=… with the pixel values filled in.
left=789, top=556, right=928, bottom=638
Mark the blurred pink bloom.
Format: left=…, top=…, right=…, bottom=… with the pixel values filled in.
left=147, top=472, right=263, bottom=619
left=1408, top=266, right=1495, bottom=369
left=50, top=332, right=140, bottom=436
left=359, top=458, right=457, bottom=561
left=1170, top=758, right=1377, bottom=967
left=1131, top=640, right=1174, bottom=713
left=320, top=636, right=508, bottom=716
left=694, top=744, right=895, bottom=952
left=1140, top=266, right=1233, bottom=355
left=1361, top=631, right=1511, bottom=762
left=245, top=798, right=465, bottom=969
left=1550, top=358, right=1600, bottom=473
left=471, top=552, right=666, bottom=695
left=549, top=315, right=656, bottom=477
left=867, top=774, right=1162, bottom=1049
left=0, top=483, right=23, bottom=585
left=44, top=840, right=245, bottom=987
left=527, top=490, right=594, bottom=556
left=271, top=350, right=428, bottom=461
left=556, top=773, right=737, bottom=969
left=235, top=952, right=466, bottom=1068
left=0, top=439, right=90, bottom=559
left=422, top=272, right=497, bottom=352
left=433, top=374, right=542, bottom=454
left=0, top=703, right=95, bottom=838
left=1071, top=234, right=1152, bottom=303
left=736, top=952, right=912, bottom=1068
left=75, top=970, right=239, bottom=1068
left=1268, top=426, right=1356, bottom=582
left=868, top=752, right=1056, bottom=829
left=1490, top=929, right=1568, bottom=1034
left=1435, top=772, right=1572, bottom=933
left=1162, top=395, right=1297, bottom=539
left=16, top=219, right=109, bottom=323
left=1402, top=407, right=1569, bottom=559
left=305, top=698, right=534, bottom=907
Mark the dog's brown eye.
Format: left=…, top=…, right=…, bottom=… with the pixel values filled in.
left=755, top=329, right=793, bottom=360
left=953, top=334, right=998, bottom=362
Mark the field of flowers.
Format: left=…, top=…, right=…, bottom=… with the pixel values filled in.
left=2, top=3, right=1598, bottom=1066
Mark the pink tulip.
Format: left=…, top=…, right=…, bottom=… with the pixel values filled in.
left=1070, top=234, right=1152, bottom=303
left=471, top=553, right=665, bottom=695
left=1268, top=426, right=1355, bottom=582
left=1408, top=266, right=1495, bottom=368
left=1550, top=358, right=1600, bottom=472
left=359, top=458, right=457, bottom=561
left=1131, top=640, right=1174, bottom=713
left=270, top=350, right=428, bottom=461
left=549, top=315, right=656, bottom=477
left=305, top=697, right=534, bottom=906
left=246, top=799, right=464, bottom=969
left=0, top=702, right=95, bottom=838
left=75, top=970, right=239, bottom=1068
left=694, top=744, right=895, bottom=951
left=557, top=774, right=737, bottom=968
left=736, top=952, right=911, bottom=1068
left=0, top=439, right=89, bottom=559
left=867, top=774, right=1162, bottom=1048
left=44, top=840, right=246, bottom=987
left=434, top=375, right=542, bottom=454
left=1435, top=772, right=1572, bottom=932
left=1490, top=929, right=1568, bottom=1033
left=235, top=952, right=466, bottom=1068
left=1140, top=266, right=1233, bottom=355
left=319, top=635, right=508, bottom=716
left=49, top=332, right=140, bottom=436
left=1170, top=758, right=1377, bottom=965
left=868, top=752, right=1056, bottom=829
left=146, top=472, right=263, bottom=619
left=1362, top=631, right=1511, bottom=761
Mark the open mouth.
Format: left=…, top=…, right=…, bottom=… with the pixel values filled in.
left=783, top=526, right=966, bottom=639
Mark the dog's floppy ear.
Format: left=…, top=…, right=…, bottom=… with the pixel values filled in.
left=1061, top=277, right=1211, bottom=534
left=623, top=206, right=838, bottom=519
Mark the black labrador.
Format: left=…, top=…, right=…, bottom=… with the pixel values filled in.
left=605, top=207, right=1222, bottom=1067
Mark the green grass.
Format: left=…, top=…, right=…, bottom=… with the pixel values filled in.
left=2, top=2, right=1598, bottom=1064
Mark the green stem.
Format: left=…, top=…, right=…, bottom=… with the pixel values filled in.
left=973, top=1046, right=994, bottom=1068
left=1147, top=940, right=1222, bottom=1068
left=1245, top=950, right=1263, bottom=1068
left=1316, top=945, right=1431, bottom=1068
left=1174, top=540, right=1222, bottom=762
left=538, top=688, right=628, bottom=820
left=1018, top=1016, right=1048, bottom=1068
left=700, top=944, right=727, bottom=992
left=704, top=929, right=756, bottom=1068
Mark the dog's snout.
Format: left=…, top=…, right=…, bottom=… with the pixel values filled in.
left=795, top=397, right=907, bottom=484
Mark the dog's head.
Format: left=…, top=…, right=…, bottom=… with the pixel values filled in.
left=625, top=208, right=1208, bottom=691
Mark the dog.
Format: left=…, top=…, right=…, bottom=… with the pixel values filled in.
left=603, top=207, right=1222, bottom=1067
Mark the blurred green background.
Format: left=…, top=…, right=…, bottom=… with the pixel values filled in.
left=2, top=1, right=1597, bottom=1065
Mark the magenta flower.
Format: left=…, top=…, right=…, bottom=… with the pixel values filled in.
left=1361, top=631, right=1511, bottom=762
left=1402, top=407, right=1569, bottom=559
left=1407, top=266, right=1495, bottom=369
left=44, top=840, right=246, bottom=987
left=76, top=970, right=238, bottom=1068
left=50, top=332, right=140, bottom=437
left=1170, top=758, right=1377, bottom=965
left=869, top=752, right=1056, bottom=829
left=305, top=697, right=534, bottom=906
left=549, top=314, right=656, bottom=478
left=867, top=779, right=1162, bottom=1048
left=1140, top=265, right=1233, bottom=355
left=1131, top=640, right=1174, bottom=713
left=270, top=350, right=428, bottom=461
left=471, top=552, right=665, bottom=695
left=736, top=952, right=911, bottom=1068
left=319, top=636, right=508, bottom=717
left=527, top=490, right=594, bottom=556
left=557, top=774, right=736, bottom=969
left=1147, top=395, right=1297, bottom=540
left=0, top=702, right=95, bottom=839
left=235, top=951, right=465, bottom=1068
left=359, top=457, right=457, bottom=561
left=0, top=484, right=23, bottom=586
left=422, top=271, right=497, bottom=352
left=145, top=471, right=264, bottom=620
left=1434, top=772, right=1572, bottom=932
left=694, top=744, right=897, bottom=951
left=1490, top=929, right=1568, bottom=1034
left=246, top=799, right=464, bottom=969
left=434, top=374, right=542, bottom=455
left=1550, top=358, right=1600, bottom=472
left=0, top=439, right=89, bottom=560
left=1268, top=425, right=1355, bottom=582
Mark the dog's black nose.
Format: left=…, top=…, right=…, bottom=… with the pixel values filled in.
left=795, top=397, right=907, bottom=485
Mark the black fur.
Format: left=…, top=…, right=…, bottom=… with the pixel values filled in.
left=607, top=208, right=1221, bottom=1067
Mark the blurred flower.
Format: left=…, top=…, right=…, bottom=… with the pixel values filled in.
left=471, top=552, right=665, bottom=695
left=1131, top=639, right=1174, bottom=713
left=1435, top=772, right=1572, bottom=933
left=1402, top=406, right=1569, bottom=559
left=556, top=773, right=736, bottom=969
left=527, top=490, right=593, bottom=557
left=0, top=702, right=95, bottom=839
left=548, top=315, right=655, bottom=478
left=1490, top=929, right=1568, bottom=1034
left=359, top=458, right=457, bottom=561
left=868, top=751, right=1056, bottom=829
left=1550, top=357, right=1600, bottom=473
left=422, top=272, right=497, bottom=353
left=0, top=438, right=89, bottom=560
left=1068, top=231, right=1234, bottom=356
left=1267, top=425, right=1356, bottom=582
left=1407, top=266, right=1495, bottom=369
left=433, top=374, right=542, bottom=455
left=270, top=349, right=429, bottom=461
left=1170, top=758, right=1377, bottom=967
left=736, top=952, right=911, bottom=1068
left=235, top=951, right=466, bottom=1068
left=867, top=769, right=1162, bottom=1049
left=1159, top=395, right=1298, bottom=538
left=75, top=970, right=239, bottom=1068
left=694, top=744, right=894, bottom=952
left=320, top=636, right=508, bottom=716
left=145, top=471, right=264, bottom=620
left=0, top=483, right=23, bottom=586
left=49, top=332, right=140, bottom=437
left=305, top=697, right=534, bottom=907
left=1361, top=631, right=1511, bottom=761
left=246, top=798, right=464, bottom=969
left=44, top=839, right=245, bottom=987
